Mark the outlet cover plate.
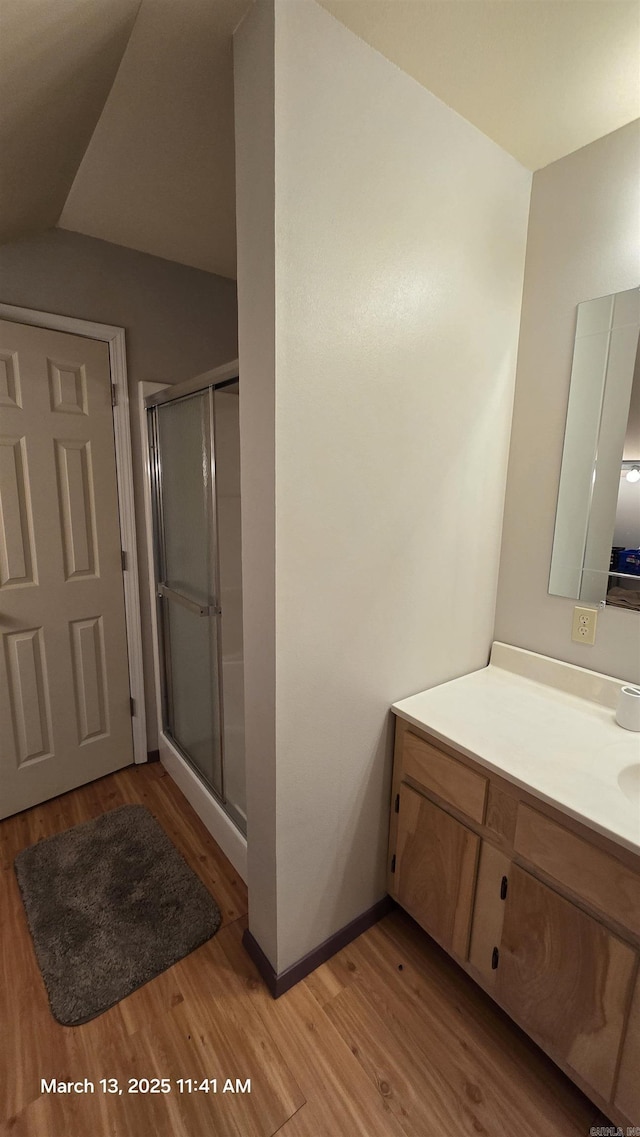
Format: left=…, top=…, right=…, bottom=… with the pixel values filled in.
left=572, top=606, right=598, bottom=645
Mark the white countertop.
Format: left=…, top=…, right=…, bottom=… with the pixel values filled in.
left=392, top=643, right=640, bottom=855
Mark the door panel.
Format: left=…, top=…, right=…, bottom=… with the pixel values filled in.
left=157, top=393, right=213, bottom=604
left=0, top=434, right=37, bottom=587
left=393, top=783, right=480, bottom=959
left=0, top=349, right=21, bottom=408
left=154, top=391, right=224, bottom=799
left=0, top=319, right=133, bottom=818
left=496, top=864, right=635, bottom=1102
left=164, top=599, right=222, bottom=794
left=54, top=438, right=99, bottom=579
left=5, top=626, right=53, bottom=765
left=70, top=616, right=109, bottom=743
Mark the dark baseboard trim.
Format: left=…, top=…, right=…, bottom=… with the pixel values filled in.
left=242, top=930, right=280, bottom=996
left=242, top=895, right=395, bottom=998
left=146, top=749, right=160, bottom=763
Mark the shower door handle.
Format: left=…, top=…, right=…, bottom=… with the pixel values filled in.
left=157, top=583, right=221, bottom=617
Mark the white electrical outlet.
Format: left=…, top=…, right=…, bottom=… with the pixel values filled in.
left=572, top=606, right=598, bottom=645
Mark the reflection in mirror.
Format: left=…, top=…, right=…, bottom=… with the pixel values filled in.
left=549, top=287, right=640, bottom=612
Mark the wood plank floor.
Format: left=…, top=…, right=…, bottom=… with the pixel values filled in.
left=0, top=763, right=608, bottom=1137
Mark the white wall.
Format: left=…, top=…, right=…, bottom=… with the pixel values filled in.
left=236, top=0, right=531, bottom=973
left=234, top=0, right=278, bottom=965
left=214, top=389, right=246, bottom=825
left=0, top=229, right=238, bottom=746
left=495, top=121, right=640, bottom=681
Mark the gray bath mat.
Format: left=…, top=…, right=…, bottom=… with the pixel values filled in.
left=14, top=804, right=221, bottom=1026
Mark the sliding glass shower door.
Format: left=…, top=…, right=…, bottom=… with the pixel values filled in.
left=152, top=390, right=224, bottom=800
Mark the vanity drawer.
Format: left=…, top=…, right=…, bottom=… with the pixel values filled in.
left=514, top=804, right=640, bottom=938
left=402, top=731, right=488, bottom=823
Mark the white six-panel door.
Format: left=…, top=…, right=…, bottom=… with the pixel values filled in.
left=0, top=319, right=133, bottom=818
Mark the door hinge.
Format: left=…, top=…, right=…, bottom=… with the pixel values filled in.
left=121, top=549, right=128, bottom=572
left=130, top=696, right=136, bottom=717
left=111, top=384, right=118, bottom=407
left=500, top=875, right=508, bottom=900
left=491, top=946, right=500, bottom=970
left=390, top=854, right=396, bottom=874
left=394, top=793, right=400, bottom=813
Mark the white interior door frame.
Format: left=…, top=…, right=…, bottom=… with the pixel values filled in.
left=0, top=303, right=147, bottom=765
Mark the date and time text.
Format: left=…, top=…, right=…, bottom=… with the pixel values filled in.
left=41, top=1077, right=251, bottom=1096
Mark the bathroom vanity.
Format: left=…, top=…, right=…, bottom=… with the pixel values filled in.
left=388, top=644, right=640, bottom=1128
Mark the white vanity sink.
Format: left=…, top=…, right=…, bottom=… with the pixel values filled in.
left=392, top=642, right=640, bottom=854
left=619, top=763, right=640, bottom=802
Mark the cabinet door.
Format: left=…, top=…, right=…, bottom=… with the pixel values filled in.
left=615, top=964, right=640, bottom=1124
left=496, top=865, right=636, bottom=1102
left=393, top=784, right=480, bottom=959
left=468, top=841, right=511, bottom=988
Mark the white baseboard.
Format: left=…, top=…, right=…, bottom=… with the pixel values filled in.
left=159, top=732, right=247, bottom=883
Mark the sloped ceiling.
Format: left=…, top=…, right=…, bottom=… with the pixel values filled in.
left=59, top=0, right=249, bottom=281
left=0, top=0, right=141, bottom=245
left=318, top=0, right=640, bottom=172
left=2, top=0, right=639, bottom=280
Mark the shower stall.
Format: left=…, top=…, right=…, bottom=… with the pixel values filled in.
left=146, top=364, right=246, bottom=870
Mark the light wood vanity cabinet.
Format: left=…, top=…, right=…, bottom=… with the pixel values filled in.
left=388, top=716, right=640, bottom=1130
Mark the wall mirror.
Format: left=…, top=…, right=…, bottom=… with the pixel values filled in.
left=549, top=286, right=640, bottom=612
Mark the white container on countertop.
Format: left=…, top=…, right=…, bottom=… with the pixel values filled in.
left=615, top=685, right=640, bottom=732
